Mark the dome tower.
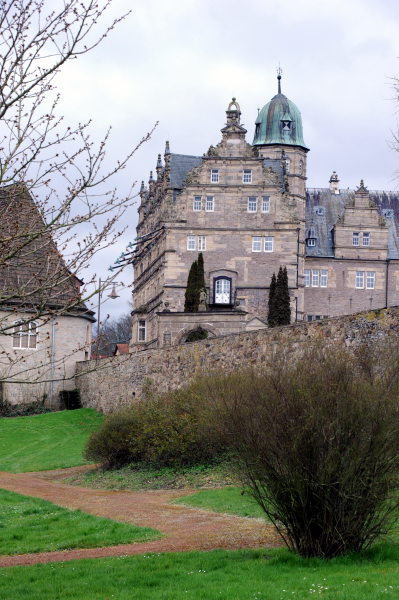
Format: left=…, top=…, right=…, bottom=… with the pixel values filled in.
left=253, top=70, right=309, bottom=201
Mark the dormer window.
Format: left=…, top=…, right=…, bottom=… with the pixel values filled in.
left=211, top=169, right=219, bottom=183
left=306, top=227, right=317, bottom=247
left=307, top=238, right=316, bottom=247
left=282, top=121, right=291, bottom=131
left=255, top=124, right=260, bottom=136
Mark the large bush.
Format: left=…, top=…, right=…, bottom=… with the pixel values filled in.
left=211, top=342, right=399, bottom=558
left=84, top=380, right=226, bottom=468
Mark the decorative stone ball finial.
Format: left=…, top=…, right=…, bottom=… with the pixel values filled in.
left=165, top=140, right=170, bottom=155
left=140, top=180, right=145, bottom=192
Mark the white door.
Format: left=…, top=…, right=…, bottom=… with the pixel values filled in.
left=215, top=279, right=230, bottom=304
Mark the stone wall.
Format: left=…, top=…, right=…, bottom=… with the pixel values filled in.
left=76, top=306, right=399, bottom=414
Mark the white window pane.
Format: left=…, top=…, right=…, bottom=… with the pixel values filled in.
left=264, top=237, right=273, bottom=252
left=138, top=320, right=146, bottom=341
left=304, top=269, right=310, bottom=287
left=363, top=233, right=370, bottom=246
left=243, top=170, right=252, bottom=183
left=21, top=334, right=28, bottom=349
left=252, top=236, right=261, bottom=252
left=320, top=270, right=328, bottom=287
left=248, top=197, right=257, bottom=212
left=198, top=236, right=206, bottom=251
left=215, top=279, right=230, bottom=304
left=206, top=196, right=214, bottom=211
left=193, top=197, right=202, bottom=211
left=261, top=197, right=270, bottom=213
left=211, top=169, right=219, bottom=183
left=366, top=271, right=375, bottom=289
left=353, top=233, right=359, bottom=246
left=187, top=235, right=196, bottom=250
left=312, top=270, right=319, bottom=287
left=29, top=334, right=37, bottom=349
left=12, top=334, right=20, bottom=348
left=356, top=271, right=364, bottom=288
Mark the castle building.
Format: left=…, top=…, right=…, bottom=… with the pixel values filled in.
left=131, top=74, right=399, bottom=348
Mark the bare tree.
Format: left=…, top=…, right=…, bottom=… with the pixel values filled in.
left=0, top=1, right=155, bottom=386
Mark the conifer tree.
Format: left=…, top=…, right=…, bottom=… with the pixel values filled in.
left=267, top=272, right=277, bottom=327
left=184, top=260, right=198, bottom=312
left=195, top=252, right=207, bottom=311
left=275, top=266, right=291, bottom=326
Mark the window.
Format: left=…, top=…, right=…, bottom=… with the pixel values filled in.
left=315, top=315, right=321, bottom=320
left=243, top=169, right=252, bottom=183
left=261, top=197, right=270, bottom=213
left=356, top=271, right=364, bottom=289
left=198, top=236, right=206, bottom=251
left=264, top=237, right=273, bottom=252
left=284, top=158, right=290, bottom=173
left=307, top=238, right=316, bottom=247
left=205, top=196, right=214, bottom=212
left=312, top=270, right=319, bottom=287
left=214, top=278, right=231, bottom=304
left=193, top=196, right=202, bottom=211
left=304, top=269, right=310, bottom=287
left=252, top=236, right=262, bottom=252
left=211, top=169, right=219, bottom=183
left=12, top=321, right=37, bottom=349
left=299, top=161, right=303, bottom=175
left=320, top=270, right=328, bottom=288
left=353, top=232, right=359, bottom=246
left=138, top=320, right=146, bottom=341
left=307, top=315, right=313, bottom=322
left=247, top=197, right=257, bottom=212
left=366, top=271, right=375, bottom=289
left=237, top=298, right=245, bottom=307
left=362, top=233, right=370, bottom=247
left=187, top=235, right=196, bottom=251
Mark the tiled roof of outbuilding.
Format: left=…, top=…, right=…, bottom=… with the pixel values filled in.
left=306, top=189, right=399, bottom=259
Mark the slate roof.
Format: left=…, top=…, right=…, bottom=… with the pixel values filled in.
left=305, top=189, right=399, bottom=259
left=169, top=153, right=203, bottom=189
left=262, top=158, right=285, bottom=190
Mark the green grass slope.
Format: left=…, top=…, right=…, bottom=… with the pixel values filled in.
left=0, top=488, right=161, bottom=555
left=0, top=409, right=104, bottom=473
left=2, top=546, right=399, bottom=599
left=173, top=487, right=266, bottom=519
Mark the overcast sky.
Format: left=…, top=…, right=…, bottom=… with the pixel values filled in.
left=55, top=0, right=399, bottom=320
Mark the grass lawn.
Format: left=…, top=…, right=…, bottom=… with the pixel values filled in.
left=0, top=408, right=105, bottom=472
left=63, top=460, right=236, bottom=490
left=2, top=545, right=399, bottom=599
left=172, top=487, right=266, bottom=520
left=0, top=488, right=161, bottom=555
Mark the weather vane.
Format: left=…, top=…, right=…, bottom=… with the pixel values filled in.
left=277, top=64, right=282, bottom=93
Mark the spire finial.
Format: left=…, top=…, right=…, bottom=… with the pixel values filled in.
left=277, top=64, right=282, bottom=94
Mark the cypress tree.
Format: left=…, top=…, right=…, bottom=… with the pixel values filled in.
left=267, top=272, right=277, bottom=327
left=195, top=252, right=207, bottom=311
left=275, top=266, right=291, bottom=326
left=184, top=260, right=198, bottom=312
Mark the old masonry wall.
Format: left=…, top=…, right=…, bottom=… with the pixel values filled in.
left=76, top=307, right=399, bottom=413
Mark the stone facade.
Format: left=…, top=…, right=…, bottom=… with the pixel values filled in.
left=76, top=306, right=399, bottom=414
left=128, top=79, right=399, bottom=350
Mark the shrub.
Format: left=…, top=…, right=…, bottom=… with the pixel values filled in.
left=84, top=380, right=226, bottom=468
left=213, top=342, right=399, bottom=558
left=0, top=395, right=52, bottom=418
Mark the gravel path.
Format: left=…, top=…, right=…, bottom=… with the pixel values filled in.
left=0, top=468, right=282, bottom=567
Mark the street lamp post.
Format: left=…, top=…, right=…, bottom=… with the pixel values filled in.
left=96, top=278, right=120, bottom=359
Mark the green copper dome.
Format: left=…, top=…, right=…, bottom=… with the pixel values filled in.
left=253, top=83, right=309, bottom=150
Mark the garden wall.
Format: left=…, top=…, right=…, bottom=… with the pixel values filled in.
left=76, top=307, right=399, bottom=413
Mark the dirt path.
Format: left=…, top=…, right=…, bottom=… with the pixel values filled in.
left=0, top=468, right=282, bottom=567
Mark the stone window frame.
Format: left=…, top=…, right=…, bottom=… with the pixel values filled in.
left=299, top=160, right=303, bottom=175
left=247, top=197, right=257, bottom=212
left=243, top=169, right=252, bottom=183
left=213, top=276, right=232, bottom=305
left=138, top=320, right=146, bottom=342
left=205, top=196, right=214, bottom=212
left=352, top=232, right=360, bottom=247
left=193, top=196, right=202, bottom=211
left=320, top=270, right=328, bottom=288
left=307, top=238, right=316, bottom=247
left=261, top=197, right=270, bottom=213
left=356, top=271, right=365, bottom=289
left=211, top=169, right=219, bottom=183
left=311, top=270, right=319, bottom=287
left=264, top=237, right=273, bottom=252
left=187, top=235, right=196, bottom=251
left=366, top=271, right=375, bottom=289
left=304, top=269, right=310, bottom=287
left=12, top=320, right=38, bottom=349
left=252, top=236, right=262, bottom=252
left=362, top=232, right=370, bottom=247
left=198, top=235, right=206, bottom=251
